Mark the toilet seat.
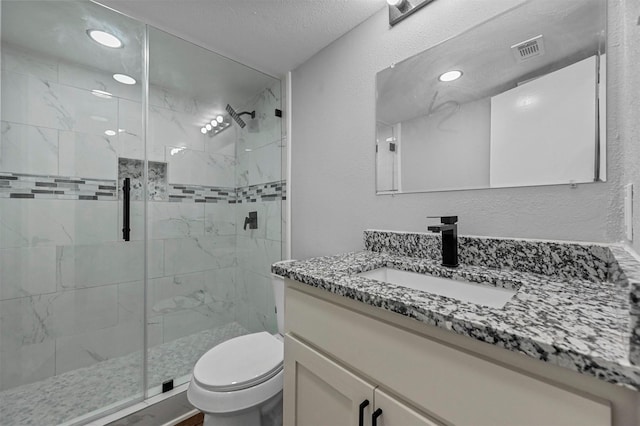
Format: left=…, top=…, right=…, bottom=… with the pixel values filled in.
left=193, top=332, right=283, bottom=391
left=188, top=332, right=284, bottom=414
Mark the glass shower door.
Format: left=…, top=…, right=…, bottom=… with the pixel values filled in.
left=0, top=1, right=146, bottom=424
left=145, top=27, right=283, bottom=396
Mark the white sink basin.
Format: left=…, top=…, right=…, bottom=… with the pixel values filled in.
left=356, top=267, right=516, bottom=308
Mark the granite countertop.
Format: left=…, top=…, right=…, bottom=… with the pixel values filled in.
left=272, top=237, right=640, bottom=391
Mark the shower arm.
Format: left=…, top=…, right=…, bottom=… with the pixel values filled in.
left=237, top=111, right=256, bottom=119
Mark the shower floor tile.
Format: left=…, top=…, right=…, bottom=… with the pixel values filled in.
left=0, top=322, right=248, bottom=426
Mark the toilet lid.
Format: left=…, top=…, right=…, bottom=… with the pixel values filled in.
left=193, top=332, right=283, bottom=392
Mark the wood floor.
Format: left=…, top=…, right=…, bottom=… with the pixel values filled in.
left=176, top=412, right=204, bottom=426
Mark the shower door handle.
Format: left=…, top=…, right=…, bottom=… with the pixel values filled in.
left=122, top=178, right=131, bottom=241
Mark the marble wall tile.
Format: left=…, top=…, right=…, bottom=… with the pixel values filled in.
left=1, top=47, right=58, bottom=82
left=117, top=281, right=145, bottom=324
left=0, top=246, right=56, bottom=300
left=58, top=60, right=142, bottom=103
left=236, top=139, right=282, bottom=187
left=0, top=339, right=55, bottom=391
left=149, top=272, right=206, bottom=318
left=163, top=236, right=236, bottom=276
left=235, top=268, right=274, bottom=333
left=236, top=83, right=282, bottom=151
left=56, top=240, right=164, bottom=290
left=166, top=147, right=235, bottom=187
left=2, top=71, right=119, bottom=136
left=0, top=121, right=59, bottom=175
left=117, top=98, right=154, bottom=161
left=236, top=236, right=281, bottom=277
left=205, top=203, right=236, bottom=236
left=0, top=199, right=117, bottom=249
left=49, top=286, right=119, bottom=337
left=54, top=322, right=144, bottom=375
left=2, top=70, right=112, bottom=135
left=59, top=131, right=118, bottom=180
left=0, top=286, right=118, bottom=353
left=149, top=105, right=205, bottom=154
left=148, top=202, right=205, bottom=239
left=162, top=307, right=228, bottom=343
left=149, top=85, right=204, bottom=115
left=205, top=124, right=236, bottom=157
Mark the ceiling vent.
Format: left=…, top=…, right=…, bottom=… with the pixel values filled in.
left=511, top=35, right=545, bottom=62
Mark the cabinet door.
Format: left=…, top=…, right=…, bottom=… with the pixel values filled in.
left=373, top=388, right=441, bottom=426
left=284, top=335, right=375, bottom=426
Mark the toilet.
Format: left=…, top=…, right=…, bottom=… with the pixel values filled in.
left=187, top=273, right=285, bottom=426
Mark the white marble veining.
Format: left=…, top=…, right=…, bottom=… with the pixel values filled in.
left=236, top=82, right=282, bottom=151
left=0, top=245, right=57, bottom=300
left=148, top=202, right=205, bottom=239
left=0, top=121, right=59, bottom=175
left=0, top=199, right=117, bottom=249
left=166, top=146, right=236, bottom=187
left=236, top=139, right=282, bottom=187
left=59, top=130, right=118, bottom=180
left=56, top=240, right=165, bottom=290
left=149, top=105, right=205, bottom=154
left=1, top=46, right=59, bottom=82
left=57, top=60, right=142, bottom=103
left=204, top=203, right=236, bottom=236
left=163, top=236, right=236, bottom=276
left=236, top=236, right=282, bottom=278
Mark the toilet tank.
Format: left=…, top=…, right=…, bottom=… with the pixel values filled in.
left=271, top=273, right=285, bottom=335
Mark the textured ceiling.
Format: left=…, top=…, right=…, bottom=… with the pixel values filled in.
left=97, top=0, right=387, bottom=77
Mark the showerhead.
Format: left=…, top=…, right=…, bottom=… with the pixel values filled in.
left=225, top=104, right=256, bottom=129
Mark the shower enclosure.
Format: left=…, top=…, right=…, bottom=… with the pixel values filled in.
left=0, top=1, right=284, bottom=424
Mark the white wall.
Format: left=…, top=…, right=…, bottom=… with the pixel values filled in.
left=291, top=0, right=632, bottom=260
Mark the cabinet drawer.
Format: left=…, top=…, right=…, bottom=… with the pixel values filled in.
left=286, top=285, right=611, bottom=426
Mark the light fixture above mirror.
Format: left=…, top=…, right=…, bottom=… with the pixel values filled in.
left=387, top=0, right=437, bottom=26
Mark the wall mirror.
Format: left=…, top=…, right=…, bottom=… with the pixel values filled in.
left=375, top=0, right=606, bottom=194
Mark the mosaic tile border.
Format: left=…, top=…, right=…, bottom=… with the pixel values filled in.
left=236, top=181, right=286, bottom=203
left=168, top=180, right=286, bottom=204
left=168, top=184, right=237, bottom=203
left=1, top=170, right=286, bottom=205
left=0, top=172, right=116, bottom=200
left=363, top=230, right=612, bottom=283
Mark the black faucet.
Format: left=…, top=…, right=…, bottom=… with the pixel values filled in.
left=427, top=216, right=458, bottom=268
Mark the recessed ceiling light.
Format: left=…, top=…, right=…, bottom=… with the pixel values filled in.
left=113, top=73, right=136, bottom=85
left=87, top=30, right=123, bottom=48
left=216, top=115, right=224, bottom=123
left=91, top=89, right=113, bottom=99
left=201, top=127, right=207, bottom=134
left=210, top=119, right=218, bottom=127
left=205, top=124, right=212, bottom=131
left=439, top=70, right=463, bottom=82
left=105, top=130, right=116, bottom=136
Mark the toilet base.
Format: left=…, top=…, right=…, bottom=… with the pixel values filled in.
left=202, top=390, right=282, bottom=426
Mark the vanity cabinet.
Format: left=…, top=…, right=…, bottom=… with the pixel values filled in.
left=283, top=280, right=615, bottom=426
left=286, top=335, right=439, bottom=426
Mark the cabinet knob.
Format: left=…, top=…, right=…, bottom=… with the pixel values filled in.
left=372, top=408, right=383, bottom=426
left=358, top=400, right=370, bottom=426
